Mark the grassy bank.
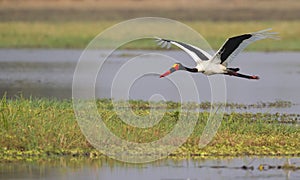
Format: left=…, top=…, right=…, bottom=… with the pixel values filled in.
left=0, top=96, right=299, bottom=162
left=0, top=21, right=300, bottom=51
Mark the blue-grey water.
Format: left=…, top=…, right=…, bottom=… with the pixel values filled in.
left=0, top=49, right=299, bottom=113
left=1, top=157, right=300, bottom=180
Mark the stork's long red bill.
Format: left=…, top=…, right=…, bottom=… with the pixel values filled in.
left=160, top=64, right=180, bottom=78
left=160, top=70, right=171, bottom=78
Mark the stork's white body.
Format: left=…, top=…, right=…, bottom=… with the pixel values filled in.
left=196, top=61, right=227, bottom=75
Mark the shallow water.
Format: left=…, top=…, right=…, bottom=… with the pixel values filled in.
left=1, top=157, right=300, bottom=180
left=0, top=49, right=299, bottom=113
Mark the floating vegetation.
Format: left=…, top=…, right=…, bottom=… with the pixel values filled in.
left=108, top=100, right=295, bottom=110
left=199, top=163, right=300, bottom=171
left=257, top=163, right=300, bottom=171
left=225, top=100, right=294, bottom=109
left=0, top=96, right=299, bottom=162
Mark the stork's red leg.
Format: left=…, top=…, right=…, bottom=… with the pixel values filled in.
left=225, top=72, right=259, bottom=80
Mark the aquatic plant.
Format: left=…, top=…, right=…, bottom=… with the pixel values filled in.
left=0, top=96, right=299, bottom=162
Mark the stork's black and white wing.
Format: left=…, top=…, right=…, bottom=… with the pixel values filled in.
left=155, top=37, right=212, bottom=64
left=211, top=28, right=279, bottom=66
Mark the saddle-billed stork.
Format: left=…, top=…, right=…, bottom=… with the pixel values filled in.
left=157, top=28, right=279, bottom=80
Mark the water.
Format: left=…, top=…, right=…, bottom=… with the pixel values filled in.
left=1, top=157, right=300, bottom=180
left=0, top=49, right=299, bottom=113
left=0, top=49, right=78, bottom=99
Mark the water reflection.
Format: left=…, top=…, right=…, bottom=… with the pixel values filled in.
left=1, top=157, right=299, bottom=180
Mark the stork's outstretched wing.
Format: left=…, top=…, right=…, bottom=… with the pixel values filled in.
left=155, top=38, right=212, bottom=64
left=211, top=28, right=279, bottom=66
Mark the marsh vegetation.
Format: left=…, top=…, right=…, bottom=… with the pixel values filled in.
left=0, top=96, right=299, bottom=162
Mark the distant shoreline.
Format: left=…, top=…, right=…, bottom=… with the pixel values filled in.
left=0, top=21, right=299, bottom=51
left=1, top=0, right=300, bottom=21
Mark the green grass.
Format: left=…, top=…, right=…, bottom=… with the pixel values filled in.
left=0, top=21, right=300, bottom=51
left=0, top=96, right=299, bottom=161
left=0, top=21, right=114, bottom=48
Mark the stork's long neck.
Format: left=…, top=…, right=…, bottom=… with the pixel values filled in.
left=184, top=66, right=198, bottom=73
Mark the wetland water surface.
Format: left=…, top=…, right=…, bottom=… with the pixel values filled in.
left=0, top=49, right=299, bottom=113
left=1, top=157, right=300, bottom=180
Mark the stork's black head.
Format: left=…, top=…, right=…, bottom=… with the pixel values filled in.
left=160, top=63, right=185, bottom=78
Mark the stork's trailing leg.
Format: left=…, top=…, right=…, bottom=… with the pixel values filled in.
left=225, top=71, right=259, bottom=80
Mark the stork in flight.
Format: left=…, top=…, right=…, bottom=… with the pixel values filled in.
left=157, top=28, right=279, bottom=80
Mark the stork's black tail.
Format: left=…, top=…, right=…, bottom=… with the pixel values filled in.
left=227, top=67, right=240, bottom=72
